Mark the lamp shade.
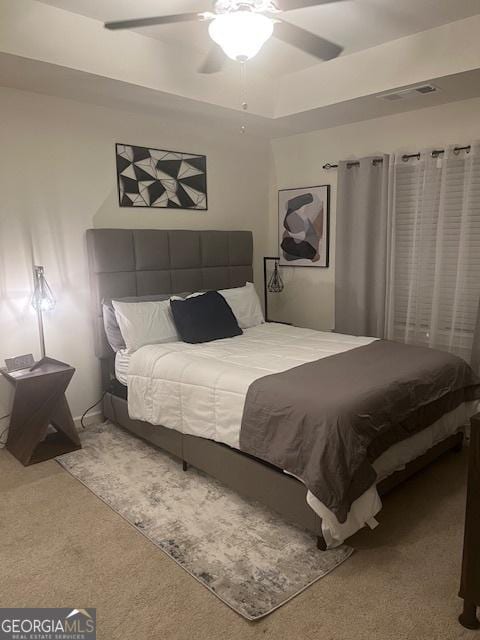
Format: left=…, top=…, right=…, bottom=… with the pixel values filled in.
left=208, top=12, right=274, bottom=62
left=32, top=266, right=55, bottom=312
left=267, top=260, right=284, bottom=293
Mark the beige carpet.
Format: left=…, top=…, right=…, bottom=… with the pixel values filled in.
left=0, top=446, right=474, bottom=640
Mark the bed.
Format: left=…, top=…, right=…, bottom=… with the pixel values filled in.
left=86, top=228, right=479, bottom=549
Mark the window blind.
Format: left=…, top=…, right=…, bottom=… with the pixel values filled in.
left=387, top=145, right=480, bottom=363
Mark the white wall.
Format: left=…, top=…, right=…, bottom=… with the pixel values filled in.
left=0, top=87, right=269, bottom=422
left=269, top=97, right=480, bottom=329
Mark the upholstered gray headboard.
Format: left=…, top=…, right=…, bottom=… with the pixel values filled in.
left=86, top=228, right=254, bottom=360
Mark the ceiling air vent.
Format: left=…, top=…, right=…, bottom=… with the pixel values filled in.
left=378, top=84, right=439, bottom=102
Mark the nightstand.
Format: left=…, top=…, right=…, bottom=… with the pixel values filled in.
left=1, top=357, right=81, bottom=466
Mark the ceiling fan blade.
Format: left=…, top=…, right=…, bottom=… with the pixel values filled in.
left=275, top=0, right=344, bottom=10
left=198, top=45, right=226, bottom=74
left=273, top=20, right=343, bottom=60
left=105, top=13, right=203, bottom=30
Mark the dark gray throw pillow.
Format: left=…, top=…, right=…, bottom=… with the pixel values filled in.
left=102, top=293, right=188, bottom=352
left=170, top=291, right=243, bottom=344
left=102, top=303, right=126, bottom=352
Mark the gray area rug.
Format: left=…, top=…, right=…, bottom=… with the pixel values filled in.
left=57, top=422, right=353, bottom=620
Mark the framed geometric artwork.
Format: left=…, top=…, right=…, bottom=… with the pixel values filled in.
left=278, top=185, right=330, bottom=267
left=115, top=143, right=208, bottom=210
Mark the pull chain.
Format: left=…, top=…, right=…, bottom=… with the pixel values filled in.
left=240, top=61, right=248, bottom=134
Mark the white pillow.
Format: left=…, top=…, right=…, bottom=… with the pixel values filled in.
left=112, top=299, right=179, bottom=352
left=219, top=282, right=264, bottom=329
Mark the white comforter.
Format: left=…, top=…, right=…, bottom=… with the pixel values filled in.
left=127, top=324, right=477, bottom=546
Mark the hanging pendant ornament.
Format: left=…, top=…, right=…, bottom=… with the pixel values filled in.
left=240, top=61, right=248, bottom=134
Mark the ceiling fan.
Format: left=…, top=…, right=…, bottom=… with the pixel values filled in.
left=104, top=0, right=344, bottom=74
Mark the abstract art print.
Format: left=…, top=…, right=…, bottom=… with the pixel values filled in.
left=116, top=143, right=207, bottom=210
left=278, top=185, right=330, bottom=267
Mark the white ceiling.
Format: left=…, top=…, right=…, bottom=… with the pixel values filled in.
left=37, top=0, right=480, bottom=77
left=3, top=52, right=480, bottom=139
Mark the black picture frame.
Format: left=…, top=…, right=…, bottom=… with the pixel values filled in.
left=115, top=143, right=208, bottom=210
left=278, top=184, right=330, bottom=268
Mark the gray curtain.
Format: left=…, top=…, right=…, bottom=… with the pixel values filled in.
left=334, top=155, right=390, bottom=337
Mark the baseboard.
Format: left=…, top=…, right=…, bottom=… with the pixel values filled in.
left=73, top=410, right=104, bottom=431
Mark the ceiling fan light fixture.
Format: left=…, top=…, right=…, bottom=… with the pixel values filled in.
left=208, top=11, right=274, bottom=62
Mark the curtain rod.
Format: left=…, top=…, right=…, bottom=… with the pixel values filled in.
left=322, top=145, right=472, bottom=170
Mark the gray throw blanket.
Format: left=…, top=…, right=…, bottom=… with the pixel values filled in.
left=239, top=340, right=480, bottom=523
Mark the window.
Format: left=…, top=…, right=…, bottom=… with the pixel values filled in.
left=387, top=146, right=480, bottom=363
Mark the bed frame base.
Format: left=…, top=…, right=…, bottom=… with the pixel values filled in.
left=103, top=392, right=464, bottom=549
left=459, top=602, right=480, bottom=629
left=316, top=535, right=328, bottom=551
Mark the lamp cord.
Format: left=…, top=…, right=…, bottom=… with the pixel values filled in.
left=80, top=392, right=106, bottom=430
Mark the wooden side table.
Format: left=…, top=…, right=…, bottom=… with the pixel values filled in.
left=1, top=356, right=81, bottom=466
left=459, top=412, right=480, bottom=629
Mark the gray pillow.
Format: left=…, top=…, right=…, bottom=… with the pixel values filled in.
left=102, top=303, right=127, bottom=352
left=102, top=293, right=189, bottom=352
